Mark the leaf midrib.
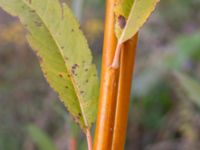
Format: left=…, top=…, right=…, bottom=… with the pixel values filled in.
left=23, top=0, right=89, bottom=128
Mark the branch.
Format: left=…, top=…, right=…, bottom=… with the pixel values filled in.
left=111, top=34, right=138, bottom=150
left=93, top=0, right=119, bottom=149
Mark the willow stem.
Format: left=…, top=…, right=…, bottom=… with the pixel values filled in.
left=93, top=0, right=119, bottom=149
left=111, top=34, right=138, bottom=150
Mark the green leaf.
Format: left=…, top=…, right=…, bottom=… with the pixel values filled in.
left=175, top=71, right=200, bottom=107
left=0, top=0, right=99, bottom=131
left=115, top=0, right=159, bottom=42
left=27, top=125, right=57, bottom=150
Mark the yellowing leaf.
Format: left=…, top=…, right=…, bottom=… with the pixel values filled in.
left=116, top=0, right=159, bottom=43
left=0, top=0, right=99, bottom=131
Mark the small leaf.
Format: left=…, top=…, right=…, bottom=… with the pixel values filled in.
left=111, top=0, right=159, bottom=69
left=0, top=0, right=99, bottom=131
left=175, top=71, right=200, bottom=107
left=115, top=0, right=159, bottom=43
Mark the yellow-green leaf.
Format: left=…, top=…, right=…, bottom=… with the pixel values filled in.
left=0, top=0, right=99, bottom=131
left=114, top=0, right=134, bottom=38
left=115, top=0, right=159, bottom=43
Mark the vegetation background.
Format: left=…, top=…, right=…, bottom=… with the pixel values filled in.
left=0, top=0, right=200, bottom=149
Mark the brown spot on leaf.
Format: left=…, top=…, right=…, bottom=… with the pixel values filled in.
left=71, top=64, right=79, bottom=74
left=58, top=73, right=64, bottom=78
left=74, top=64, right=79, bottom=67
left=34, top=21, right=42, bottom=27
left=80, top=91, right=84, bottom=94
left=118, top=15, right=126, bottom=29
left=30, top=10, right=35, bottom=13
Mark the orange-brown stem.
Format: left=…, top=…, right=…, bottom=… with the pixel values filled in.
left=111, top=34, right=138, bottom=150
left=93, top=0, right=119, bottom=149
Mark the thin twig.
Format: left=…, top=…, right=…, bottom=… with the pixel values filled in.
left=111, top=42, right=123, bottom=69
left=86, top=129, right=93, bottom=150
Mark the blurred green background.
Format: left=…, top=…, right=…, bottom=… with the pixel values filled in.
left=0, top=0, right=200, bottom=150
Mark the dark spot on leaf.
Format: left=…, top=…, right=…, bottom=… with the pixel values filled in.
left=78, top=113, right=81, bottom=117
left=34, top=21, right=42, bottom=27
left=30, top=10, right=35, bottom=13
left=74, top=64, right=79, bottom=67
left=80, top=91, right=84, bottom=94
left=67, top=74, right=70, bottom=78
left=65, top=86, right=68, bottom=89
left=118, top=15, right=126, bottom=29
left=71, top=29, right=74, bottom=32
left=93, top=74, right=97, bottom=77
left=65, top=57, right=69, bottom=60
left=85, top=79, right=88, bottom=83
left=58, top=73, right=64, bottom=78
left=85, top=68, right=88, bottom=72
left=71, top=64, right=79, bottom=75
left=29, top=0, right=32, bottom=4
left=61, top=46, right=64, bottom=49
